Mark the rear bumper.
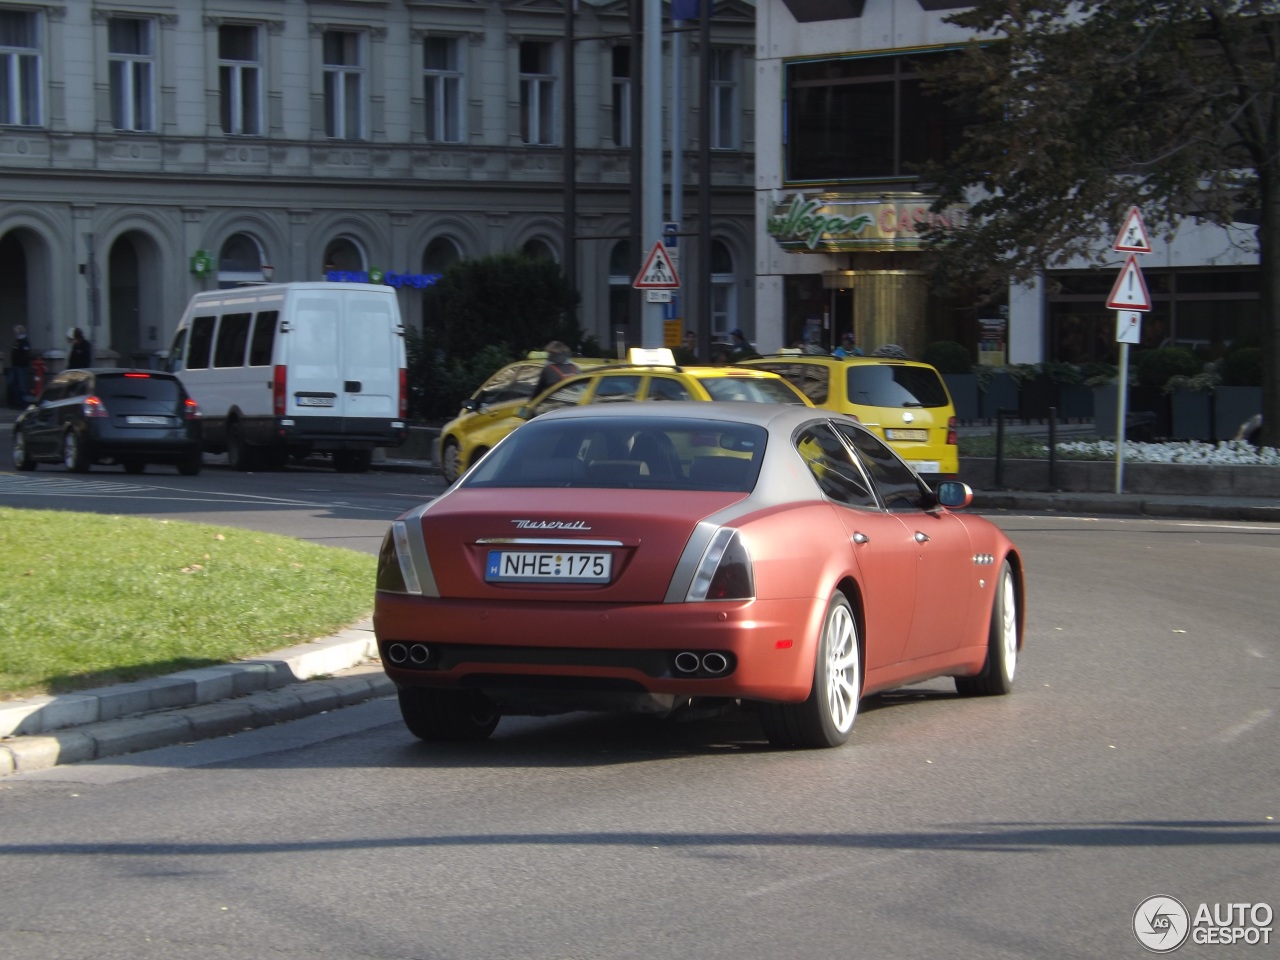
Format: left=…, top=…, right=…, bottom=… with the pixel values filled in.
left=239, top=416, right=407, bottom=450
left=373, top=591, right=822, bottom=704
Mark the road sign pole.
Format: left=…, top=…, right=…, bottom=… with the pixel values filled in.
left=1115, top=340, right=1129, bottom=494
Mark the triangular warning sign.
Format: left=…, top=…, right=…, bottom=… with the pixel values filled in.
left=633, top=241, right=681, bottom=289
left=1113, top=206, right=1152, bottom=253
left=1106, top=255, right=1152, bottom=311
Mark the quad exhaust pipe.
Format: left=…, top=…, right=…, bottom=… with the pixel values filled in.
left=387, top=642, right=431, bottom=666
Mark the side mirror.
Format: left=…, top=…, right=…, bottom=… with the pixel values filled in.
left=934, top=480, right=974, bottom=510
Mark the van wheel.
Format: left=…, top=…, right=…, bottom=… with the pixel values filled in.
left=226, top=423, right=258, bottom=472
left=333, top=450, right=372, bottom=473
left=63, top=429, right=91, bottom=473
left=177, top=453, right=203, bottom=476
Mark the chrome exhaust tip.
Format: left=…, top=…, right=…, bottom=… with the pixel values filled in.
left=387, top=643, right=408, bottom=665
left=673, top=651, right=701, bottom=674
left=701, top=652, right=729, bottom=675
left=408, top=643, right=431, bottom=665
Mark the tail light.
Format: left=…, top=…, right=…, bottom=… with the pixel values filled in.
left=399, top=367, right=408, bottom=419
left=183, top=397, right=201, bottom=420
left=377, top=521, right=423, bottom=595
left=273, top=364, right=287, bottom=416
left=946, top=415, right=957, bottom=447
left=82, top=395, right=109, bottom=418
left=686, top=528, right=755, bottom=602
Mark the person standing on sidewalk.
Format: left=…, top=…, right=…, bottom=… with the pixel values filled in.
left=67, top=327, right=93, bottom=369
left=8, top=324, right=34, bottom=407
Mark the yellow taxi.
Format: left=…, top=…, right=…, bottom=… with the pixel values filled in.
left=437, top=348, right=811, bottom=483
left=736, top=352, right=959, bottom=478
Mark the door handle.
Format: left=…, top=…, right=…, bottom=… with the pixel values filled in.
left=914, top=531, right=931, bottom=543
left=852, top=532, right=869, bottom=545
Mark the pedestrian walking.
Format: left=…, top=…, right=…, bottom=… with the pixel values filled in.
left=8, top=324, right=34, bottom=407
left=67, top=327, right=93, bottom=368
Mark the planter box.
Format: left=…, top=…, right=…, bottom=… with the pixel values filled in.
left=1018, top=375, right=1057, bottom=421
left=1214, top=386, right=1262, bottom=440
left=1057, top=384, right=1093, bottom=420
left=1170, top=389, right=1212, bottom=441
left=943, top=373, right=980, bottom=422
left=960, top=456, right=1280, bottom=497
left=979, top=372, right=1019, bottom=420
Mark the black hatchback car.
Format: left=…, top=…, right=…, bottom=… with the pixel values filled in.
left=12, top=368, right=203, bottom=475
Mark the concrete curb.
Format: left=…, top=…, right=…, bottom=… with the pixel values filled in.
left=0, top=620, right=394, bottom=777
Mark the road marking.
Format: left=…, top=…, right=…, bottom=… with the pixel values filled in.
left=1217, top=709, right=1273, bottom=744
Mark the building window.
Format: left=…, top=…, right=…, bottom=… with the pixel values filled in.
left=0, top=10, right=41, bottom=127
left=608, top=240, right=633, bottom=349
left=108, top=17, right=154, bottom=132
left=710, top=47, right=738, bottom=150
left=611, top=46, right=630, bottom=148
left=519, top=40, right=556, bottom=146
left=219, top=24, right=262, bottom=136
left=323, top=30, right=364, bottom=140
left=710, top=239, right=736, bottom=337
left=785, top=50, right=969, bottom=184
left=218, top=232, right=268, bottom=288
left=423, top=36, right=462, bottom=143
left=323, top=237, right=365, bottom=275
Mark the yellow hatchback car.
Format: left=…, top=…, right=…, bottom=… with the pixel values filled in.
left=737, top=353, right=959, bottom=478
left=437, top=350, right=811, bottom=483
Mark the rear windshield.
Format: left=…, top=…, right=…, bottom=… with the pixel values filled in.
left=464, top=417, right=766, bottom=491
left=845, top=365, right=949, bottom=408
left=697, top=376, right=807, bottom=404
left=95, top=374, right=182, bottom=401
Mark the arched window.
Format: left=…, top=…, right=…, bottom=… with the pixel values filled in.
left=608, top=240, right=632, bottom=353
left=522, top=238, right=556, bottom=262
left=710, top=239, right=737, bottom=339
left=218, top=233, right=268, bottom=287
left=323, top=237, right=365, bottom=276
left=421, top=237, right=462, bottom=332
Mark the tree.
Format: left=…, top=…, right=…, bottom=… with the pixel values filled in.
left=925, top=1, right=1279, bottom=446
left=431, top=253, right=583, bottom=359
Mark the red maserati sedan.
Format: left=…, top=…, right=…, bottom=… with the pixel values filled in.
left=374, top=403, right=1024, bottom=749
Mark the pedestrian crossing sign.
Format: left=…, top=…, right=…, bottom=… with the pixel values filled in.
left=633, top=241, right=681, bottom=289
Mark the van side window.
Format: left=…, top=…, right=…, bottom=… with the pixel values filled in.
left=248, top=310, right=278, bottom=366
left=188, top=315, right=216, bottom=370
left=214, top=312, right=252, bottom=368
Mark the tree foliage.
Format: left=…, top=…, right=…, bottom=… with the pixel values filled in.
left=924, top=0, right=1280, bottom=445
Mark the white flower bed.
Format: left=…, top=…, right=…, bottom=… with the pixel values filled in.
left=1052, top=439, right=1280, bottom=466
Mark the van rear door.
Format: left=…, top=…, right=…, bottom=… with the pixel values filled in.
left=287, top=287, right=401, bottom=420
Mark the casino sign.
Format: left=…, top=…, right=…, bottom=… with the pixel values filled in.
left=767, top=192, right=969, bottom=253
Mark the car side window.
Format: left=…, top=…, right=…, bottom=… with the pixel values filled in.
left=647, top=376, right=691, bottom=401
left=40, top=377, right=68, bottom=403
left=187, top=315, right=216, bottom=370
left=834, top=422, right=926, bottom=512
left=591, top=375, right=641, bottom=403
left=532, top=378, right=591, bottom=415
left=794, top=422, right=876, bottom=509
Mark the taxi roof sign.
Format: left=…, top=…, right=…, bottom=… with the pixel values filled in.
left=633, top=241, right=681, bottom=289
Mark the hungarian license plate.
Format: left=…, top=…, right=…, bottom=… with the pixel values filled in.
left=126, top=415, right=168, bottom=425
left=485, top=550, right=612, bottom=583
left=297, top=396, right=335, bottom=407
left=908, top=461, right=941, bottom=475
left=887, top=428, right=928, bottom=441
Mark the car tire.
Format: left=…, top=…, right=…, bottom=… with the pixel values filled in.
left=177, top=453, right=203, bottom=477
left=226, top=421, right=258, bottom=472
left=63, top=429, right=90, bottom=473
left=396, top=687, right=500, bottom=742
left=759, top=592, right=860, bottom=749
left=955, top=560, right=1018, bottom=697
left=122, top=459, right=146, bottom=474
left=441, top=437, right=462, bottom=484
left=12, top=430, right=36, bottom=471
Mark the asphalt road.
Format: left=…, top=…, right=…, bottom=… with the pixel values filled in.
left=1, top=485, right=1276, bottom=958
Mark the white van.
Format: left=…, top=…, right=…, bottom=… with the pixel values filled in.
left=168, top=282, right=407, bottom=471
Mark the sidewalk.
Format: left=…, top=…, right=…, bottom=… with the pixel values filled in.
left=2, top=413, right=1276, bottom=777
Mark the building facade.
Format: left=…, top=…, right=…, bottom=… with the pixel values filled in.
left=0, top=0, right=756, bottom=368
left=752, top=0, right=1262, bottom=365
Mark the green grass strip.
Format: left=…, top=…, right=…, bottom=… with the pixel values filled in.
left=0, top=507, right=376, bottom=701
